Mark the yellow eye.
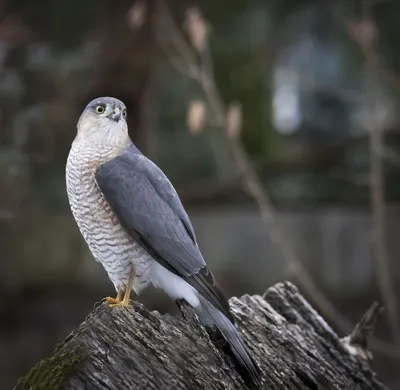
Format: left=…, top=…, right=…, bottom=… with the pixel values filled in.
left=122, top=109, right=127, bottom=119
left=95, top=105, right=105, bottom=114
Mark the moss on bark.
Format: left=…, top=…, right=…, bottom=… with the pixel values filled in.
left=16, top=346, right=84, bottom=390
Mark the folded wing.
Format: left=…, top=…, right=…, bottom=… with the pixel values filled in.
left=95, top=145, right=232, bottom=321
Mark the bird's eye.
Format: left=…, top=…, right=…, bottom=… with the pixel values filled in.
left=95, top=105, right=105, bottom=114
left=122, top=109, right=127, bottom=119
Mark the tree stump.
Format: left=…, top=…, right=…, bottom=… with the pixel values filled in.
left=15, top=282, right=387, bottom=389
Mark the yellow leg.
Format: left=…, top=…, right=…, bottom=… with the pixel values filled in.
left=104, top=289, right=123, bottom=306
left=108, top=266, right=135, bottom=308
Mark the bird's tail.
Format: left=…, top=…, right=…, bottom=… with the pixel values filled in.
left=195, top=294, right=262, bottom=388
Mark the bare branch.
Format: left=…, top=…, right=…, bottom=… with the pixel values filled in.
left=358, top=0, right=400, bottom=347
left=179, top=5, right=353, bottom=336
left=154, top=0, right=200, bottom=79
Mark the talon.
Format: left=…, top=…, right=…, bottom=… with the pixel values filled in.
left=108, top=298, right=131, bottom=308
left=104, top=296, right=122, bottom=306
left=104, top=267, right=135, bottom=308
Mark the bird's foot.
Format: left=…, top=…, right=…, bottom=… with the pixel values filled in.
left=105, top=296, right=131, bottom=308
left=104, top=296, right=123, bottom=306
left=108, top=299, right=131, bottom=308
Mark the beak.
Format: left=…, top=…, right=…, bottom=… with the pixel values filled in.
left=110, top=108, right=121, bottom=122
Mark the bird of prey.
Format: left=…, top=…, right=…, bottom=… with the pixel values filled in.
left=66, top=97, right=261, bottom=387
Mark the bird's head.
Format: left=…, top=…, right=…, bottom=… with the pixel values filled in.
left=75, top=97, right=130, bottom=149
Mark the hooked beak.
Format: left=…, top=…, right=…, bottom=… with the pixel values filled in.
left=109, top=107, right=121, bottom=122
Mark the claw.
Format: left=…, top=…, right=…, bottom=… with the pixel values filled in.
left=108, top=298, right=131, bottom=308
left=104, top=267, right=135, bottom=308
left=104, top=296, right=122, bottom=306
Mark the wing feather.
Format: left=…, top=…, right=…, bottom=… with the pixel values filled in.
left=95, top=146, right=232, bottom=320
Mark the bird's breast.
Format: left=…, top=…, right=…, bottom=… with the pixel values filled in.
left=66, top=143, right=153, bottom=293
left=66, top=145, right=128, bottom=253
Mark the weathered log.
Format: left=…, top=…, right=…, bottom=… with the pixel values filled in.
left=15, top=282, right=387, bottom=389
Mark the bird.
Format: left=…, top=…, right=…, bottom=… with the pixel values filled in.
left=66, top=96, right=262, bottom=387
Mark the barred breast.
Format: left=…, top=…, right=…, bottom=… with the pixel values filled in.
left=66, top=141, right=154, bottom=294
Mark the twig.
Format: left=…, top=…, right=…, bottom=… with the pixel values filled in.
left=337, top=0, right=400, bottom=346
left=348, top=301, right=384, bottom=348
left=369, top=110, right=400, bottom=346
left=154, top=0, right=200, bottom=79
left=357, top=0, right=400, bottom=347
left=156, top=2, right=234, bottom=180
left=343, top=2, right=400, bottom=94
left=341, top=301, right=384, bottom=361
left=178, top=2, right=353, bottom=334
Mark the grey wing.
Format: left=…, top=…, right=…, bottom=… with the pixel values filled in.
left=95, top=146, right=232, bottom=320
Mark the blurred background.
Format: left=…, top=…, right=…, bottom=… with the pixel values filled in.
left=1, top=0, right=400, bottom=388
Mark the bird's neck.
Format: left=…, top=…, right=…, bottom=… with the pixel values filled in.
left=67, top=138, right=130, bottom=176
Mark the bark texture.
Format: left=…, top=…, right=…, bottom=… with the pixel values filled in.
left=16, top=282, right=387, bottom=390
